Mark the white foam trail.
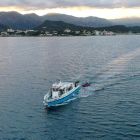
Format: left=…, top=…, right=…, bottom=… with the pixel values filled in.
left=80, top=48, right=140, bottom=97
left=95, top=48, right=140, bottom=90
left=98, top=48, right=140, bottom=80
left=79, top=88, right=93, bottom=98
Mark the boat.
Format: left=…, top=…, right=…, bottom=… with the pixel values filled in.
left=43, top=81, right=81, bottom=107
left=82, top=82, right=91, bottom=87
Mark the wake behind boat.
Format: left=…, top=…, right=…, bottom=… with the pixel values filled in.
left=43, top=81, right=81, bottom=107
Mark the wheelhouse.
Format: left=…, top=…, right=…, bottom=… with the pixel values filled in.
left=43, top=81, right=81, bottom=107
left=48, top=81, right=79, bottom=99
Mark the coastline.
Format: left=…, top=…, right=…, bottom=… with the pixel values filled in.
left=0, top=33, right=140, bottom=37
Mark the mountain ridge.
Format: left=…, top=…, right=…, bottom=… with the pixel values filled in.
left=0, top=11, right=112, bottom=30
left=42, top=13, right=113, bottom=27
left=0, top=11, right=42, bottom=29
left=0, top=11, right=140, bottom=30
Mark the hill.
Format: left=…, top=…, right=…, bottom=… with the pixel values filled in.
left=0, top=11, right=43, bottom=30
left=35, top=20, right=140, bottom=34
left=1, top=19, right=140, bottom=36
left=111, top=17, right=140, bottom=27
left=35, top=20, right=85, bottom=32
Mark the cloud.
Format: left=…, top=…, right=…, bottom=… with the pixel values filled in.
left=0, top=0, right=140, bottom=10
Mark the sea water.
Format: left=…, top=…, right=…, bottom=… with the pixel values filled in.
left=0, top=36, right=140, bottom=140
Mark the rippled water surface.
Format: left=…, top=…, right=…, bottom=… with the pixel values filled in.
left=0, top=36, right=140, bottom=140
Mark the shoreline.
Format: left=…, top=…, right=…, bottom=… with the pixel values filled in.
left=0, top=33, right=140, bottom=37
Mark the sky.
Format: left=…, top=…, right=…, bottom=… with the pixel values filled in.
left=0, top=0, right=140, bottom=19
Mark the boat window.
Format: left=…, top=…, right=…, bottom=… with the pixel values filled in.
left=52, top=88, right=59, bottom=92
left=68, top=85, right=73, bottom=91
left=59, top=89, right=64, bottom=96
left=66, top=86, right=71, bottom=92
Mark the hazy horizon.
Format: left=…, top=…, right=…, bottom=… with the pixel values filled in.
left=0, top=0, right=140, bottom=19
left=0, top=10, right=140, bottom=20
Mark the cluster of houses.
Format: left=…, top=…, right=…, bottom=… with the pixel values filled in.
left=0, top=29, right=36, bottom=37
left=41, top=29, right=115, bottom=36
left=0, top=28, right=116, bottom=37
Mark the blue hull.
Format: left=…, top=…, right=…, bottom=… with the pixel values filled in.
left=47, top=86, right=81, bottom=107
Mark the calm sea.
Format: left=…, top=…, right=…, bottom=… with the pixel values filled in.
left=0, top=36, right=140, bottom=140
